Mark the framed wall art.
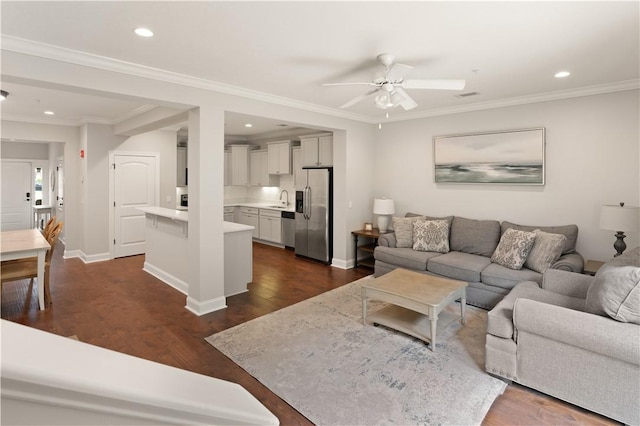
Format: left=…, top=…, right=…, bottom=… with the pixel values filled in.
left=433, top=128, right=545, bottom=185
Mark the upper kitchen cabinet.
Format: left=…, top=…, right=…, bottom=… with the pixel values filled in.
left=250, top=150, right=279, bottom=187
left=267, top=140, right=292, bottom=175
left=300, top=134, right=333, bottom=167
left=230, top=145, right=251, bottom=186
left=177, top=146, right=188, bottom=186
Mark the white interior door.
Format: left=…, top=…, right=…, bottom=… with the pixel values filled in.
left=1, top=161, right=33, bottom=231
left=113, top=154, right=157, bottom=258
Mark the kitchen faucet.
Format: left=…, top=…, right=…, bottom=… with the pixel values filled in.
left=280, top=190, right=289, bottom=206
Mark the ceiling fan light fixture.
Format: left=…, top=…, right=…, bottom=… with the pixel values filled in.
left=374, top=92, right=394, bottom=109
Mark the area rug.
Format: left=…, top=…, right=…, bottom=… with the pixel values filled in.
left=206, top=276, right=506, bottom=425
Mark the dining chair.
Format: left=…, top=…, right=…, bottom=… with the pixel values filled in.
left=42, top=216, right=57, bottom=239
left=1, top=222, right=64, bottom=307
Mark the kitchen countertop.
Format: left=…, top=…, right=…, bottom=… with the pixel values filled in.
left=138, top=206, right=255, bottom=233
left=224, top=202, right=295, bottom=213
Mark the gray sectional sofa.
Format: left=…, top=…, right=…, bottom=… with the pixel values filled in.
left=486, top=247, right=640, bottom=425
left=374, top=214, right=584, bottom=309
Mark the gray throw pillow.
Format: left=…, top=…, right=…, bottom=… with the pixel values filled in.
left=585, top=266, right=640, bottom=324
left=491, top=228, right=536, bottom=270
left=393, top=216, right=424, bottom=248
left=412, top=219, right=450, bottom=253
left=524, top=229, right=567, bottom=273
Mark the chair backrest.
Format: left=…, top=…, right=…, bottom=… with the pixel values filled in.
left=42, top=217, right=57, bottom=239
left=45, top=222, right=64, bottom=264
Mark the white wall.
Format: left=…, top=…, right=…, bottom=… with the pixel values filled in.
left=1, top=141, right=49, bottom=159
left=374, top=90, right=640, bottom=262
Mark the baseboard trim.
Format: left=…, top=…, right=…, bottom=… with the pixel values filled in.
left=185, top=296, right=227, bottom=316
left=63, top=250, right=110, bottom=263
left=331, top=257, right=350, bottom=270
left=143, top=262, right=188, bottom=295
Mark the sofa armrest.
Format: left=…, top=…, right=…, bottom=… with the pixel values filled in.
left=541, top=268, right=593, bottom=298
left=378, top=232, right=396, bottom=248
left=551, top=252, right=584, bottom=273
left=513, top=298, right=640, bottom=366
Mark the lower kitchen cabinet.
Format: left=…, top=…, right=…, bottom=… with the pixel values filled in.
left=259, top=209, right=282, bottom=243
left=237, top=207, right=259, bottom=239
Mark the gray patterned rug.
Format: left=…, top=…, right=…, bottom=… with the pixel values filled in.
left=206, top=276, right=506, bottom=425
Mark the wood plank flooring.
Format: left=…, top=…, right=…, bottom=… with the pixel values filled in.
left=1, top=242, right=619, bottom=425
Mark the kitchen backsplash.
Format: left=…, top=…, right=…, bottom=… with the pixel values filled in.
left=224, top=173, right=295, bottom=206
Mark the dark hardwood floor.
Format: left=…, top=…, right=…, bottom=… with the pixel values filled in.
left=1, top=242, right=618, bottom=425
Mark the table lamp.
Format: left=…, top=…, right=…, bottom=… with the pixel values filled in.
left=373, top=198, right=395, bottom=233
left=600, top=202, right=640, bottom=257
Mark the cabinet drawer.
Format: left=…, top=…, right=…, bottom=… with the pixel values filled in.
left=239, top=207, right=259, bottom=215
left=259, top=209, right=282, bottom=218
left=224, top=206, right=236, bottom=213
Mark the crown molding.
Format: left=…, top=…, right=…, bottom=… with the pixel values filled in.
left=1, top=35, right=371, bottom=124
left=3, top=35, right=638, bottom=128
left=381, top=79, right=640, bottom=124
left=0, top=113, right=80, bottom=127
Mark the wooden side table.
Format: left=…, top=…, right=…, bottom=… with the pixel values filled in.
left=352, top=228, right=381, bottom=269
left=583, top=260, right=605, bottom=276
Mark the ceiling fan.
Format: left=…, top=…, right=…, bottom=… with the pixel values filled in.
left=324, top=53, right=466, bottom=111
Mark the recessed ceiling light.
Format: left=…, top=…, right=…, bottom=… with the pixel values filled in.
left=44, top=111, right=55, bottom=115
left=555, top=71, right=571, bottom=78
left=244, top=123, right=253, bottom=128
left=134, top=27, right=154, bottom=37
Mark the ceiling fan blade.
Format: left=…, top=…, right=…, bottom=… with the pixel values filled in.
left=340, top=88, right=379, bottom=109
left=393, top=88, right=418, bottom=111
left=402, top=79, right=466, bottom=90
left=385, top=63, right=413, bottom=82
left=323, top=82, right=377, bottom=86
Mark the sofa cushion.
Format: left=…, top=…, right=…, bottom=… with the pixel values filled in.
left=427, top=251, right=491, bottom=282
left=585, top=266, right=640, bottom=324
left=488, top=281, right=586, bottom=340
left=374, top=246, right=440, bottom=271
left=481, top=263, right=542, bottom=290
left=491, top=228, right=536, bottom=270
left=392, top=216, right=424, bottom=248
left=501, top=221, right=578, bottom=254
left=450, top=216, right=501, bottom=257
left=412, top=219, right=450, bottom=253
left=524, top=230, right=567, bottom=273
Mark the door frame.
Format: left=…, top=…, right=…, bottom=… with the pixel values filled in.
left=108, top=151, right=160, bottom=259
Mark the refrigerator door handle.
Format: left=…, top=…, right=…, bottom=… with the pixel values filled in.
left=305, top=186, right=312, bottom=220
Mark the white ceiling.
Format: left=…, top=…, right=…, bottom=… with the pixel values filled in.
left=1, top=1, right=638, bottom=135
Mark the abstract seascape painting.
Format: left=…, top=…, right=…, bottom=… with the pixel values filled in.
left=434, top=128, right=545, bottom=185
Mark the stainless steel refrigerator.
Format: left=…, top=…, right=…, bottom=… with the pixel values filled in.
left=295, top=167, right=333, bottom=264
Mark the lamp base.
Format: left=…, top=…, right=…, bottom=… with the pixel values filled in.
left=613, top=231, right=627, bottom=257
left=378, top=215, right=391, bottom=233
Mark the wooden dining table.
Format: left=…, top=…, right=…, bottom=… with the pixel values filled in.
left=1, top=229, right=51, bottom=310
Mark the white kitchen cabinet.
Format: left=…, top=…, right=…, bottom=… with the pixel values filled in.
left=237, top=207, right=259, bottom=238
left=300, top=134, right=333, bottom=167
left=267, top=141, right=291, bottom=175
left=250, top=150, right=279, bottom=187
left=223, top=206, right=235, bottom=222
left=259, top=209, right=282, bottom=243
left=230, top=145, right=250, bottom=186
left=223, top=151, right=230, bottom=186
left=177, top=147, right=188, bottom=186
left=292, top=147, right=304, bottom=188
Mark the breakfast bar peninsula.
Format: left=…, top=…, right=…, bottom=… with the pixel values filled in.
left=138, top=207, right=253, bottom=308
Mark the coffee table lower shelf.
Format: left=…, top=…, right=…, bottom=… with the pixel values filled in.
left=367, top=305, right=461, bottom=347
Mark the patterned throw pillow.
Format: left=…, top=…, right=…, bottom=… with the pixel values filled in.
left=491, top=228, right=536, bottom=270
left=412, top=219, right=450, bottom=253
left=524, top=229, right=567, bottom=273
left=393, top=216, right=424, bottom=248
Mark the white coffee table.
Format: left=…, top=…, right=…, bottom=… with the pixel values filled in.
left=362, top=268, right=467, bottom=351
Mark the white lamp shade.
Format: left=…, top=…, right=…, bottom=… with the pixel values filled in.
left=600, top=205, right=640, bottom=232
left=373, top=198, right=395, bottom=215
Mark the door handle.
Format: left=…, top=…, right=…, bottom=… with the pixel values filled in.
left=25, top=192, right=31, bottom=201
